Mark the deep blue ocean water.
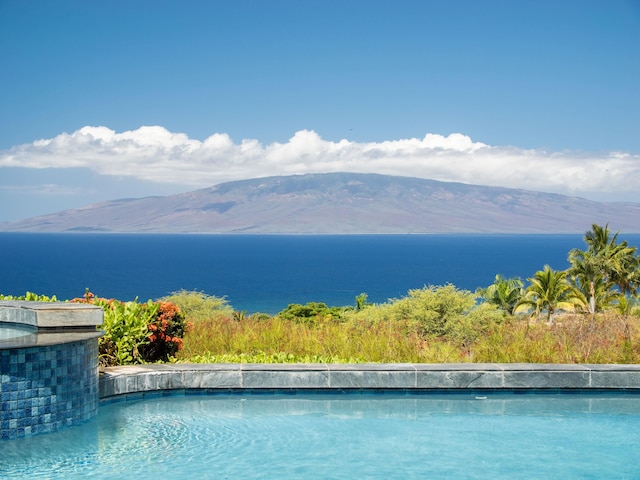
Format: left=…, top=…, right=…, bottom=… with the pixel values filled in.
left=1, top=233, right=639, bottom=314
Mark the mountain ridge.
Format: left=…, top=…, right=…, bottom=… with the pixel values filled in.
left=2, top=173, right=639, bottom=233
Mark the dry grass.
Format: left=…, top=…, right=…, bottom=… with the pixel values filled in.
left=176, top=314, right=466, bottom=363
left=178, top=313, right=640, bottom=363
left=472, top=313, right=640, bottom=364
left=168, top=289, right=640, bottom=364
left=176, top=311, right=640, bottom=364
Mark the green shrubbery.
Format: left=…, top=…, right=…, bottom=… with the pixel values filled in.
left=341, top=285, right=504, bottom=346
left=173, top=285, right=507, bottom=364
left=0, top=291, right=58, bottom=302
left=161, top=290, right=233, bottom=323
left=71, top=291, right=189, bottom=366
left=277, top=301, right=348, bottom=323
left=4, top=285, right=640, bottom=364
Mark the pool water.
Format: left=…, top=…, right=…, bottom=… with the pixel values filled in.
left=2, top=391, right=640, bottom=479
left=0, top=323, right=35, bottom=341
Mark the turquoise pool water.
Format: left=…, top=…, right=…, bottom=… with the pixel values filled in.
left=0, top=323, right=35, bottom=341
left=2, top=391, right=640, bottom=479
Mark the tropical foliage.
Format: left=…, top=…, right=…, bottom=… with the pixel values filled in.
left=0, top=291, right=58, bottom=302
left=71, top=290, right=189, bottom=366
left=567, top=223, right=640, bottom=313
left=515, top=265, right=581, bottom=323
left=277, top=301, right=348, bottom=322
left=476, top=274, right=524, bottom=315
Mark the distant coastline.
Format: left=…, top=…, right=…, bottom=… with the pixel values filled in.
left=2, top=173, right=639, bottom=234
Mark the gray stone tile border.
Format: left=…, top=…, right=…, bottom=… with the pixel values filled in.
left=99, top=363, right=640, bottom=398
left=0, top=301, right=103, bottom=328
left=0, top=301, right=103, bottom=349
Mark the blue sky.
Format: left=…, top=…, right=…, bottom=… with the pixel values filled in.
left=1, top=0, right=639, bottom=222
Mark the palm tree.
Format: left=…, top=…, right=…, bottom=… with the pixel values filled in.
left=477, top=274, right=524, bottom=315
left=610, top=254, right=640, bottom=297
left=569, top=274, right=618, bottom=314
left=567, top=247, right=604, bottom=314
left=568, top=224, right=640, bottom=310
left=515, top=265, right=580, bottom=324
left=583, top=223, right=639, bottom=295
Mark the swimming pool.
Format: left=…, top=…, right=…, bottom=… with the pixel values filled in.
left=0, top=323, right=35, bottom=341
left=2, top=390, right=639, bottom=479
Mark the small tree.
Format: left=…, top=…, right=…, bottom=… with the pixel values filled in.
left=515, top=265, right=580, bottom=324
left=578, top=224, right=639, bottom=296
left=477, top=274, right=524, bottom=315
left=355, top=293, right=370, bottom=312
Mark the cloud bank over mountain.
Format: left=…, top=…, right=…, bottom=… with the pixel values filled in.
left=2, top=126, right=639, bottom=202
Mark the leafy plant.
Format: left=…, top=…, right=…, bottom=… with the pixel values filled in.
left=390, top=284, right=477, bottom=337
left=94, top=298, right=156, bottom=366
left=73, top=290, right=188, bottom=366
left=477, top=275, right=524, bottom=315
left=142, top=301, right=189, bottom=362
left=0, top=291, right=58, bottom=302
left=515, top=265, right=581, bottom=324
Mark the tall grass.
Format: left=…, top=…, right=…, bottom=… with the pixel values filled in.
left=473, top=313, right=640, bottom=364
left=167, top=289, right=640, bottom=364
left=175, top=312, right=640, bottom=364
left=176, top=315, right=466, bottom=363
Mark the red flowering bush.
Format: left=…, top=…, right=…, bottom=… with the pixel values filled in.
left=72, top=290, right=189, bottom=366
left=141, top=301, right=189, bottom=363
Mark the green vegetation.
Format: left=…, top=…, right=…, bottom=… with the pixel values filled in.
left=0, top=291, right=58, bottom=302
left=161, top=290, right=233, bottom=322
left=476, top=274, right=524, bottom=315
left=277, top=301, right=349, bottom=322
left=71, top=290, right=189, bottom=367
left=515, top=265, right=581, bottom=324
left=3, top=223, right=640, bottom=365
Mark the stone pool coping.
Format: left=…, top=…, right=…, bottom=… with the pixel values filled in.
left=0, top=301, right=103, bottom=328
left=99, top=363, right=640, bottom=398
left=0, top=301, right=103, bottom=349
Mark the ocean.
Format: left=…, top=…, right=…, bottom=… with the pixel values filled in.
left=1, top=233, right=639, bottom=314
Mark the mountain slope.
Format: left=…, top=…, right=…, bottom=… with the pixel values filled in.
left=2, top=173, right=639, bottom=233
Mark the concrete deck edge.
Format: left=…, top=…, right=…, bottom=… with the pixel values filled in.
left=99, top=363, right=640, bottom=398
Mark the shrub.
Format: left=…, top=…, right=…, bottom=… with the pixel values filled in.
left=141, top=301, right=189, bottom=363
left=346, top=285, right=499, bottom=339
left=72, top=291, right=188, bottom=366
left=277, top=301, right=346, bottom=323
left=161, top=290, right=233, bottom=323
left=0, top=291, right=58, bottom=302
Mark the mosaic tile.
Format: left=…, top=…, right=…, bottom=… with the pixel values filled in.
left=0, top=339, right=99, bottom=440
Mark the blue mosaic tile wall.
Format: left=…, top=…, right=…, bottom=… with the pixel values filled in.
left=0, top=339, right=99, bottom=439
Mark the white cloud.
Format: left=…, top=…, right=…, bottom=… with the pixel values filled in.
left=1, top=126, right=639, bottom=201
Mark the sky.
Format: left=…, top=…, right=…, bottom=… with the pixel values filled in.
left=0, top=0, right=639, bottom=222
